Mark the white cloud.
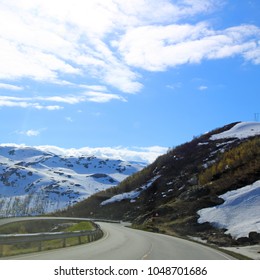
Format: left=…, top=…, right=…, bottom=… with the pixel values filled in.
left=0, top=89, right=125, bottom=109
left=18, top=129, right=41, bottom=137
left=243, top=44, right=260, bottom=64
left=198, top=85, right=208, bottom=91
left=166, top=82, right=182, bottom=90
left=79, top=84, right=108, bottom=91
left=0, top=0, right=259, bottom=97
left=36, top=91, right=126, bottom=104
left=34, top=105, right=63, bottom=111
left=0, top=0, right=148, bottom=92
left=32, top=145, right=168, bottom=163
left=83, top=91, right=127, bottom=103
left=0, top=96, right=63, bottom=110
left=118, top=23, right=260, bottom=71
left=65, top=117, right=73, bottom=122
left=0, top=143, right=167, bottom=163
left=35, top=95, right=84, bottom=105
left=26, top=130, right=40, bottom=137
left=0, top=82, right=23, bottom=91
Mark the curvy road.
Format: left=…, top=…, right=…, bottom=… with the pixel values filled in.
left=0, top=217, right=234, bottom=260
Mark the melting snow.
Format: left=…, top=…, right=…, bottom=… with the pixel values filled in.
left=197, top=180, right=260, bottom=238
left=210, top=122, right=260, bottom=140
left=100, top=175, right=160, bottom=206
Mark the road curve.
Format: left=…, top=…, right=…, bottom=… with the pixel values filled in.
left=0, top=217, right=234, bottom=260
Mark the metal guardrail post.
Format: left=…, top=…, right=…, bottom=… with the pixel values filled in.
left=38, top=241, right=42, bottom=251
left=62, top=238, right=66, bottom=248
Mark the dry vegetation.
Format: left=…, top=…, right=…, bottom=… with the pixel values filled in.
left=59, top=123, right=260, bottom=246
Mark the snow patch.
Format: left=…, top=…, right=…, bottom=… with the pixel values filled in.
left=210, top=122, right=260, bottom=140
left=100, top=175, right=160, bottom=206
left=197, top=180, right=260, bottom=238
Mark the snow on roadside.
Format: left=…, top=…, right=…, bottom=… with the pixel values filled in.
left=210, top=122, right=260, bottom=140
left=197, top=180, right=260, bottom=239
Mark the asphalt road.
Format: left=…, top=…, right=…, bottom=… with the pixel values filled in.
left=0, top=217, right=234, bottom=260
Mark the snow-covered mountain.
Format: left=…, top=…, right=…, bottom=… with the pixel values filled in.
left=0, top=145, right=145, bottom=217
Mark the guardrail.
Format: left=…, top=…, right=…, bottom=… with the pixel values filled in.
left=0, top=224, right=103, bottom=257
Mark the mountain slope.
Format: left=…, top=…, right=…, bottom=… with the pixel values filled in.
left=198, top=180, right=260, bottom=239
left=0, top=145, right=144, bottom=216
left=61, top=122, right=260, bottom=245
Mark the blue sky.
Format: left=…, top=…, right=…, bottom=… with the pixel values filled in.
left=0, top=0, right=260, bottom=163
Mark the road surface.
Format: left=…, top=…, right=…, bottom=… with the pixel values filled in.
left=0, top=217, right=234, bottom=260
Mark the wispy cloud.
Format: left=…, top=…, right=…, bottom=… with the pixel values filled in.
left=0, top=0, right=146, bottom=93
left=166, top=82, right=182, bottom=91
left=198, top=85, right=208, bottom=91
left=79, top=85, right=108, bottom=91
left=1, top=143, right=168, bottom=163
left=83, top=91, right=127, bottom=103
left=0, top=82, right=23, bottom=91
left=118, top=23, right=260, bottom=71
left=17, top=129, right=42, bottom=137
left=25, top=130, right=40, bottom=137
left=35, top=145, right=167, bottom=164
left=0, top=0, right=259, bottom=98
left=0, top=89, right=125, bottom=109
left=36, top=91, right=126, bottom=104
left=65, top=117, right=73, bottom=122
left=0, top=96, right=63, bottom=110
